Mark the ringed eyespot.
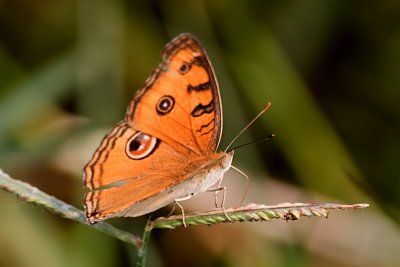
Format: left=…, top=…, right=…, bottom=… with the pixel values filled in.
left=179, top=62, right=190, bottom=74
left=156, top=95, right=175, bottom=115
left=126, top=132, right=158, bottom=160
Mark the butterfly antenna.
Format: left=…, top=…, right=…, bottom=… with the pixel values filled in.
left=227, top=133, right=275, bottom=152
left=224, top=102, right=272, bottom=152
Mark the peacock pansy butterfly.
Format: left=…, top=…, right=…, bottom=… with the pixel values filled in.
left=83, top=33, right=235, bottom=224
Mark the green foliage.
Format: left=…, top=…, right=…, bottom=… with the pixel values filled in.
left=0, top=0, right=399, bottom=266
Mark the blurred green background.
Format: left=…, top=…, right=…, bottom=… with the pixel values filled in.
left=1, top=0, right=399, bottom=266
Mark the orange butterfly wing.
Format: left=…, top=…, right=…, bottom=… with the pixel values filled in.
left=83, top=33, right=230, bottom=224
left=126, top=33, right=222, bottom=155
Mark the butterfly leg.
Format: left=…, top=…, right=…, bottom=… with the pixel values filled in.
left=166, top=203, right=176, bottom=217
left=230, top=165, right=250, bottom=206
left=212, top=175, right=226, bottom=208
left=174, top=194, right=193, bottom=227
left=207, top=186, right=232, bottom=222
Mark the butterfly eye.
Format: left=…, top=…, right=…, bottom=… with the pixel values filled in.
left=126, top=132, right=158, bottom=159
left=179, top=62, right=190, bottom=74
left=156, top=95, right=175, bottom=115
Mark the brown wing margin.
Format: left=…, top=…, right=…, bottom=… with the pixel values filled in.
left=125, top=33, right=223, bottom=153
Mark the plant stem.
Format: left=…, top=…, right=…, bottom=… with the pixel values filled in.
left=151, top=203, right=370, bottom=229
left=135, top=221, right=154, bottom=267
left=0, top=168, right=141, bottom=247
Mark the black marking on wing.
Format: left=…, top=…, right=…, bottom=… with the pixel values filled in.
left=188, top=81, right=211, bottom=93
left=199, top=126, right=214, bottom=136
left=196, top=118, right=215, bottom=133
left=191, top=100, right=214, bottom=117
left=190, top=56, right=205, bottom=67
left=179, top=56, right=203, bottom=75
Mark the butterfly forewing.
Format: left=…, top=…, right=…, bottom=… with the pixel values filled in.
left=126, top=33, right=222, bottom=155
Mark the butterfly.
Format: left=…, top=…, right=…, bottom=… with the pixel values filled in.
left=83, top=33, right=238, bottom=225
